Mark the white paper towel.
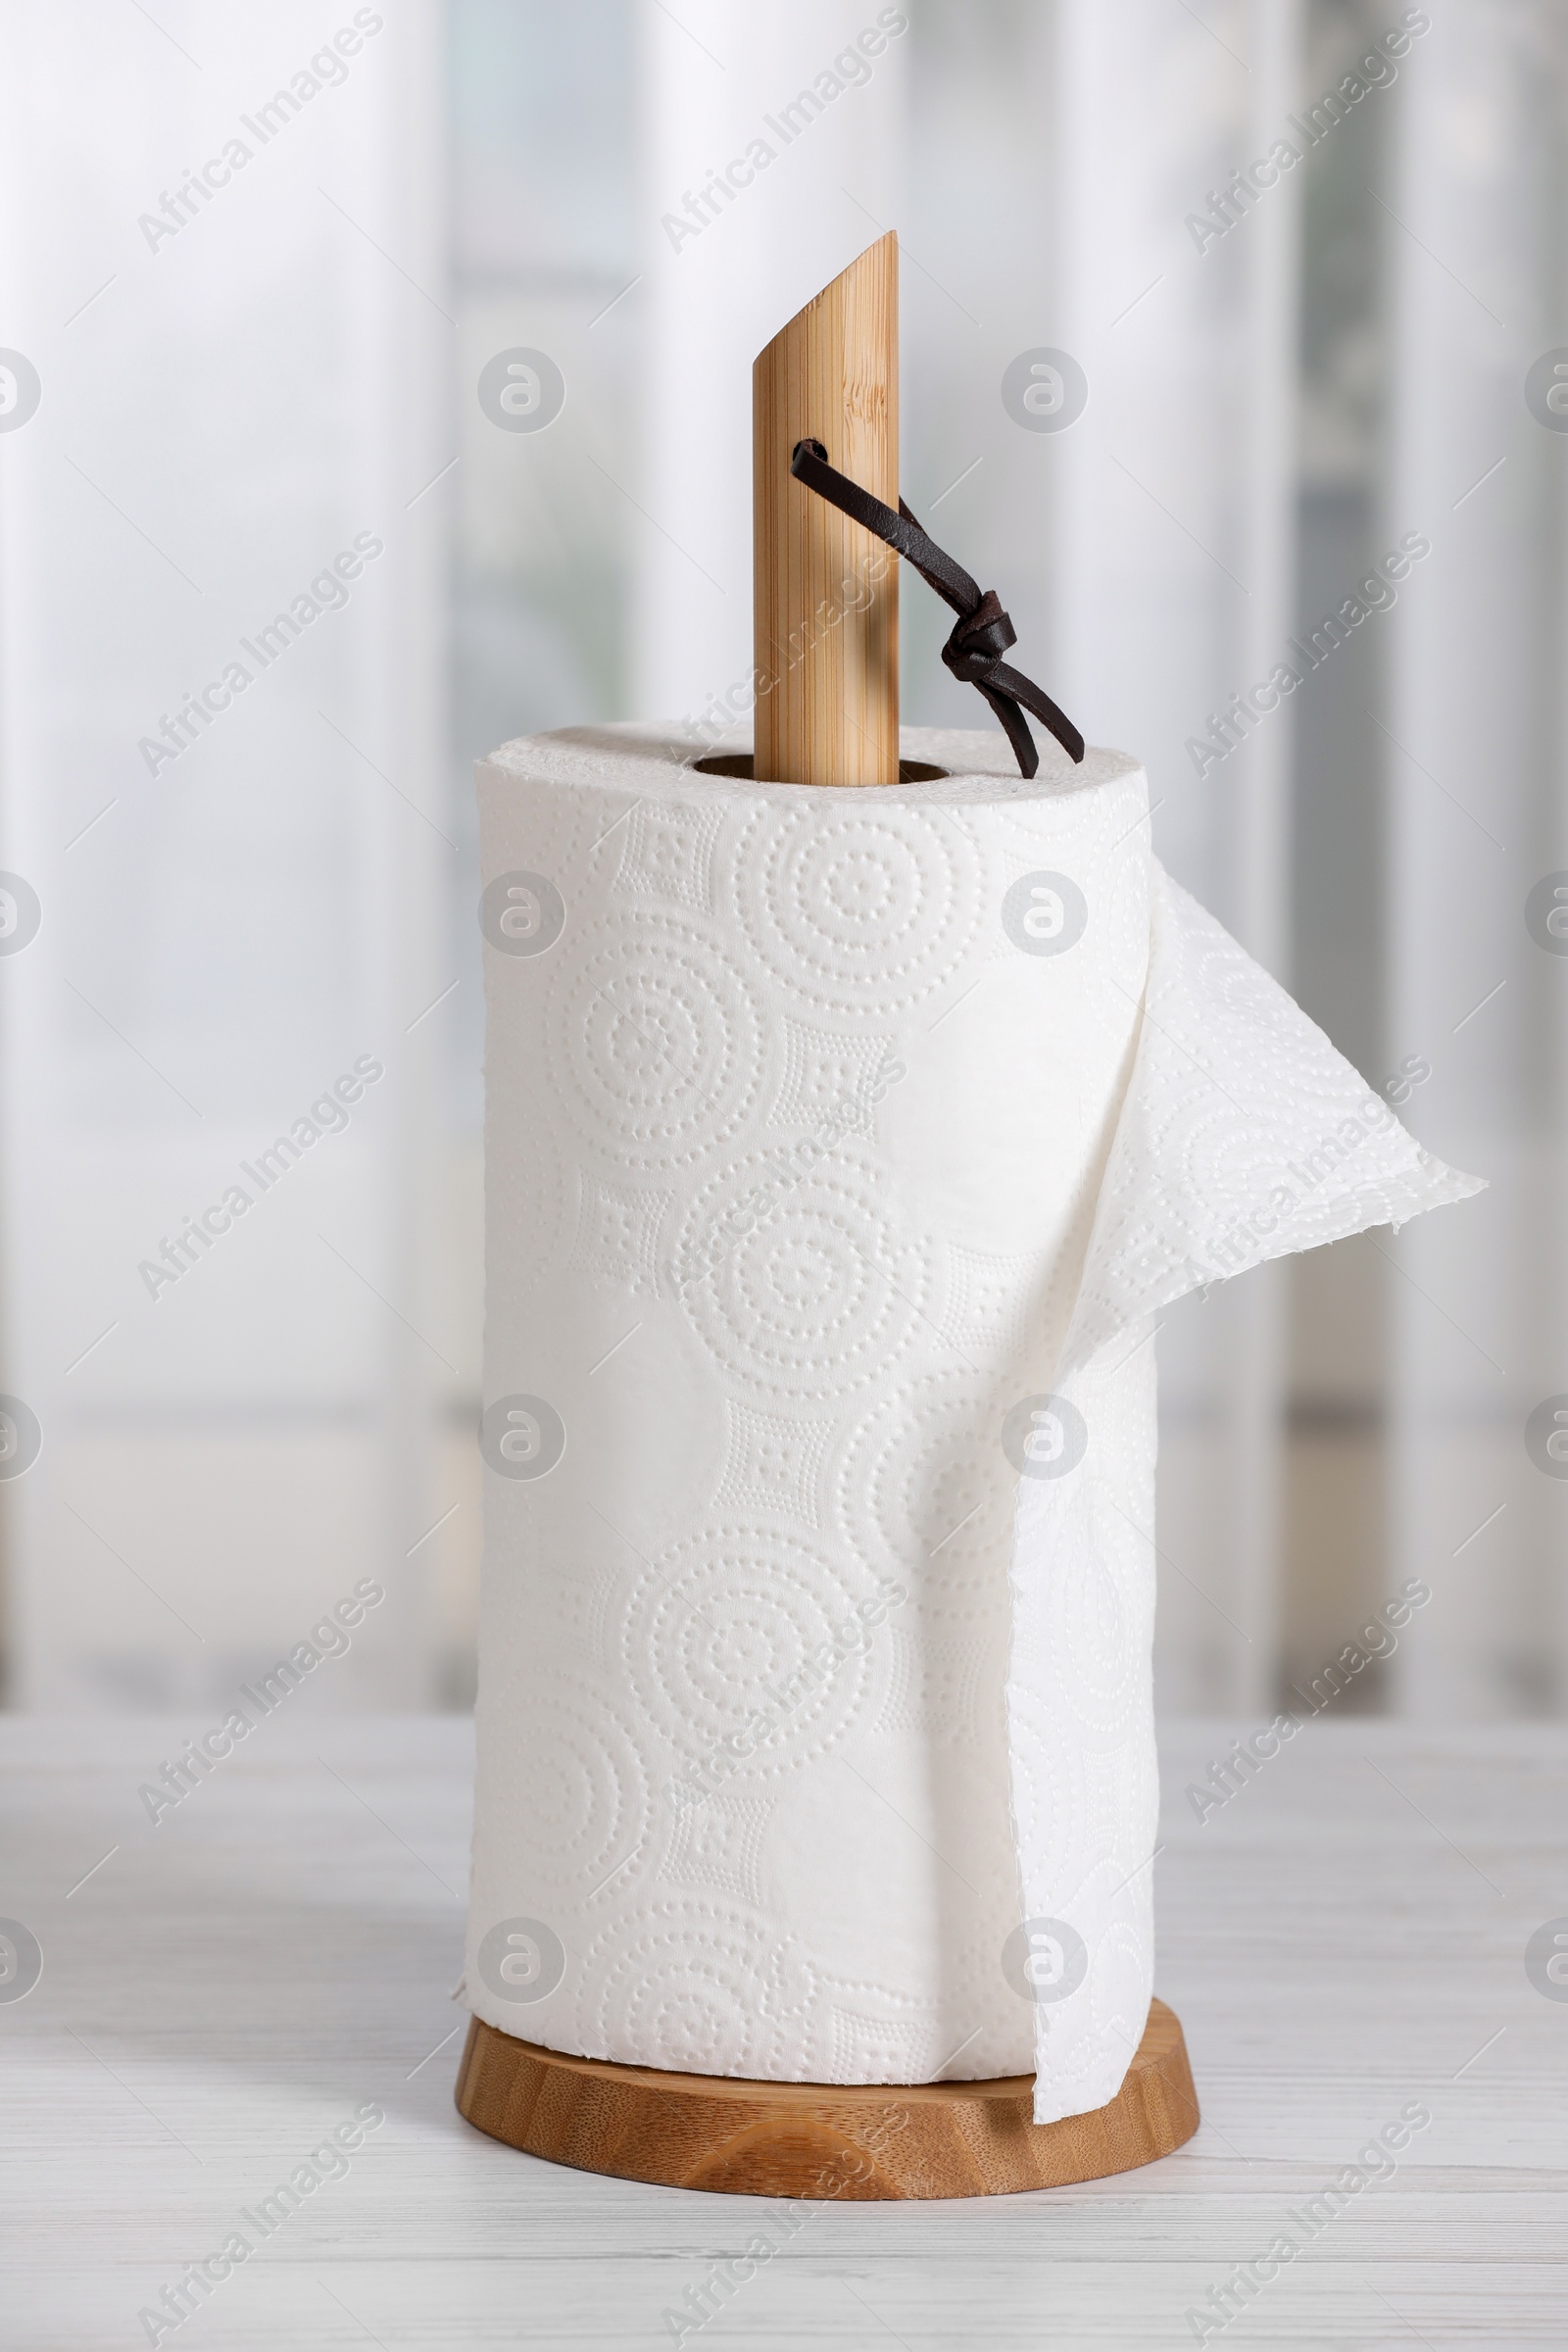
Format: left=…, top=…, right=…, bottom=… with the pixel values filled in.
left=466, top=722, right=1480, bottom=2124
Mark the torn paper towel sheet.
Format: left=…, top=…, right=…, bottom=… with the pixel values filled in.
left=466, top=722, right=1480, bottom=2125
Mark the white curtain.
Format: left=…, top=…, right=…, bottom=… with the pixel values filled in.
left=1385, top=5, right=1568, bottom=1715
left=0, top=3, right=450, bottom=1706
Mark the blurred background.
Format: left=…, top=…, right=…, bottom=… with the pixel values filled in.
left=0, top=0, right=1563, bottom=1722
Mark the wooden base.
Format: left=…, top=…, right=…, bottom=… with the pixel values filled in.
left=455, top=1997, right=1198, bottom=2199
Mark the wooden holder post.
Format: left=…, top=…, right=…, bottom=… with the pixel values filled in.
left=460, top=241, right=1200, bottom=2197
left=753, top=231, right=899, bottom=784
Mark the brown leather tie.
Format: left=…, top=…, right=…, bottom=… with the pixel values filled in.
left=790, top=437, right=1086, bottom=777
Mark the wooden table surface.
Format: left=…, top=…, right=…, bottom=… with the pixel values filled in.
left=2, top=1714, right=1563, bottom=2349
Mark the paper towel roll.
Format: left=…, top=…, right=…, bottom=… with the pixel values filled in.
left=466, top=722, right=1479, bottom=2124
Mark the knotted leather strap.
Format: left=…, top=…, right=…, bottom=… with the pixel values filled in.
left=790, top=437, right=1085, bottom=776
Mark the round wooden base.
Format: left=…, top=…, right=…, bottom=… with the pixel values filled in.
left=455, top=1997, right=1198, bottom=2199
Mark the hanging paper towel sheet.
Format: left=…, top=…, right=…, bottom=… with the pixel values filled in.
left=466, top=723, right=1478, bottom=2126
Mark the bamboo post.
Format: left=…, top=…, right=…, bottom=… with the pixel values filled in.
left=753, top=232, right=899, bottom=785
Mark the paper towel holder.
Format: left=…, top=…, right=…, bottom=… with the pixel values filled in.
left=457, top=233, right=1199, bottom=2195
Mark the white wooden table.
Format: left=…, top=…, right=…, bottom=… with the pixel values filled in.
left=2, top=1715, right=1563, bottom=2349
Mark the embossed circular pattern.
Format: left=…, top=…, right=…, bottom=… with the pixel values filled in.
left=675, top=1142, right=929, bottom=1398
left=835, top=1371, right=1015, bottom=1606
left=729, top=804, right=985, bottom=1012
left=620, top=1524, right=873, bottom=1775
left=574, top=1892, right=824, bottom=2078
left=502, top=1677, right=650, bottom=1896
left=546, top=907, right=763, bottom=1169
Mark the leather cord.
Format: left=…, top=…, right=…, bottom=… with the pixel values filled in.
left=789, top=437, right=1085, bottom=776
